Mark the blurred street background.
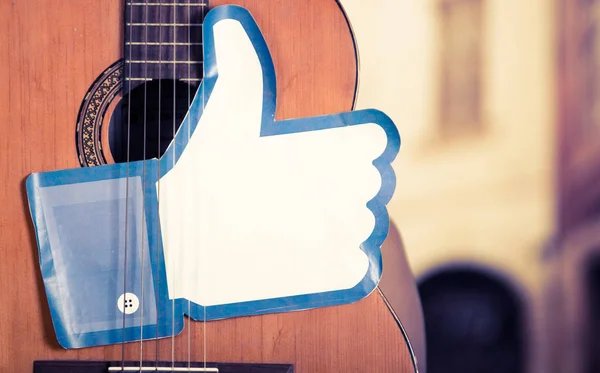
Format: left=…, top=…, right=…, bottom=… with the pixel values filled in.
left=385, top=1, right=600, bottom=372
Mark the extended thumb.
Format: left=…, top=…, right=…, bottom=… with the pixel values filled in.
left=201, top=6, right=274, bottom=99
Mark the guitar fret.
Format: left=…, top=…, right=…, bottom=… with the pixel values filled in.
left=126, top=65, right=202, bottom=80
left=126, top=77, right=201, bottom=81
left=127, top=2, right=207, bottom=6
left=125, top=43, right=200, bottom=59
left=126, top=23, right=203, bottom=26
left=126, top=35, right=202, bottom=45
left=126, top=60, right=203, bottom=64
left=126, top=42, right=202, bottom=45
left=126, top=27, right=202, bottom=42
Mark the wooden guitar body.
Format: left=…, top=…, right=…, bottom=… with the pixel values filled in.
left=0, top=1, right=423, bottom=372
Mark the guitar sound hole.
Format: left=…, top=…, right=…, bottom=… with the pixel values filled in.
left=109, top=79, right=199, bottom=163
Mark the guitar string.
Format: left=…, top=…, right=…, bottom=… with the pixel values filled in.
left=171, top=0, right=177, bottom=369
left=139, top=0, right=150, bottom=369
left=123, top=0, right=135, bottom=369
left=186, top=0, right=193, bottom=369
left=201, top=2, right=207, bottom=370
left=156, top=0, right=164, bottom=368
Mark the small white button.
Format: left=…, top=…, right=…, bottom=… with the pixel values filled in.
left=117, top=292, right=140, bottom=314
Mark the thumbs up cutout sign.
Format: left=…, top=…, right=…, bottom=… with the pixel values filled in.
left=157, top=6, right=400, bottom=315
left=26, top=5, right=400, bottom=348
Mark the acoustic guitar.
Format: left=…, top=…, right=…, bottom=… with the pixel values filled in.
left=0, top=0, right=424, bottom=372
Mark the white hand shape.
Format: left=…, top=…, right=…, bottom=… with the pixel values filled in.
left=158, top=6, right=398, bottom=308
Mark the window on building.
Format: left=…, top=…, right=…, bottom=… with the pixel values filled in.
left=437, top=0, right=484, bottom=138
left=579, top=0, right=600, bottom=135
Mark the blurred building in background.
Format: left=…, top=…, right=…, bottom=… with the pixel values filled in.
left=555, top=1, right=600, bottom=373
left=386, top=1, right=558, bottom=372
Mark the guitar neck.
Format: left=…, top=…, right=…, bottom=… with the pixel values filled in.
left=123, top=0, right=208, bottom=92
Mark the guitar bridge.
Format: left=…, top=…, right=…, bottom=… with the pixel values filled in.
left=108, top=367, right=218, bottom=372
left=33, top=361, right=294, bottom=373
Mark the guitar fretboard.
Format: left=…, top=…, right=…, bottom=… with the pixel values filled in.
left=123, top=0, right=208, bottom=91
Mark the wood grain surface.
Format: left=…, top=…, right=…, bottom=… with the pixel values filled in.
left=0, top=1, right=417, bottom=372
